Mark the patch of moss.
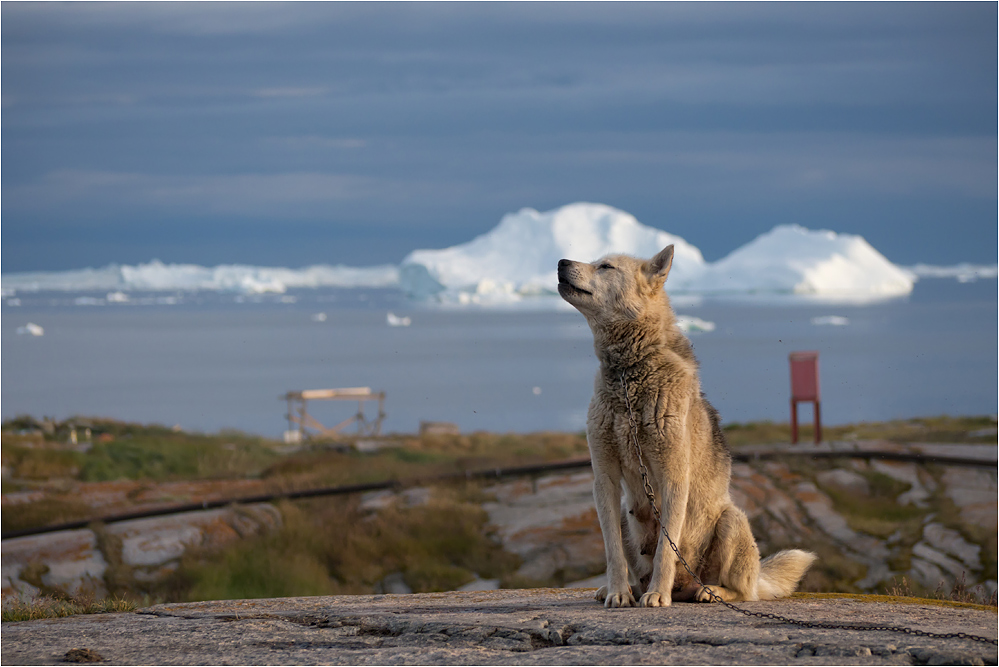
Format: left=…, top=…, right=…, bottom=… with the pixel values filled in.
left=886, top=547, right=913, bottom=574
left=1, top=497, right=94, bottom=534
left=819, top=474, right=925, bottom=532
left=91, top=523, right=136, bottom=599
left=1, top=445, right=84, bottom=480
left=845, top=514, right=924, bottom=541
left=796, top=543, right=869, bottom=594
left=722, top=415, right=997, bottom=447
left=1, top=595, right=135, bottom=622
left=789, top=591, right=997, bottom=613
left=2, top=417, right=283, bottom=485
left=158, top=489, right=522, bottom=602
left=932, top=495, right=998, bottom=583
left=81, top=437, right=278, bottom=482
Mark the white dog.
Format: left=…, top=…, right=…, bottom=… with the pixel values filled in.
left=558, top=245, right=816, bottom=607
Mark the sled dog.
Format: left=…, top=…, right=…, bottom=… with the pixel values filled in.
left=557, top=245, right=816, bottom=607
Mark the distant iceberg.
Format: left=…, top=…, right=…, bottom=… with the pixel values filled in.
left=386, top=312, right=412, bottom=327
left=676, top=316, right=716, bottom=334
left=904, top=263, right=998, bottom=283
left=3, top=202, right=993, bottom=307
left=2, top=261, right=400, bottom=294
left=400, top=204, right=916, bottom=304
left=400, top=202, right=706, bottom=303
left=811, top=315, right=850, bottom=326
left=16, top=322, right=44, bottom=336
left=696, top=224, right=914, bottom=300
left=106, top=291, right=130, bottom=303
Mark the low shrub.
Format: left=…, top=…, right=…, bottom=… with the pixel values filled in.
left=1, top=498, right=94, bottom=534
left=1, top=445, right=83, bottom=480
left=161, top=488, right=521, bottom=602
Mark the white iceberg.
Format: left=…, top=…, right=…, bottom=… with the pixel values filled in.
left=697, top=225, right=914, bottom=300
left=386, top=312, right=412, bottom=327
left=399, top=204, right=917, bottom=305
left=905, top=263, right=998, bottom=283
left=811, top=315, right=850, bottom=326
left=399, top=202, right=705, bottom=302
left=106, top=291, right=130, bottom=303
left=1, top=261, right=399, bottom=294
left=16, top=322, right=44, bottom=336
left=4, top=203, right=987, bottom=308
left=676, top=316, right=716, bottom=334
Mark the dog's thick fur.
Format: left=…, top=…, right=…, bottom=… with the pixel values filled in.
left=557, top=245, right=816, bottom=608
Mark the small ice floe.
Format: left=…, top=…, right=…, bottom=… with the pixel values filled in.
left=6, top=298, right=21, bottom=307
left=280, top=295, right=297, bottom=304
left=532, top=386, right=542, bottom=396
left=676, top=316, right=715, bottom=334
left=239, top=275, right=286, bottom=294
left=906, top=263, right=998, bottom=283
left=811, top=315, right=850, bottom=326
left=16, top=323, right=44, bottom=336
left=74, top=296, right=104, bottom=306
left=386, top=312, right=412, bottom=327
left=311, top=312, right=327, bottom=322
left=106, top=291, right=129, bottom=303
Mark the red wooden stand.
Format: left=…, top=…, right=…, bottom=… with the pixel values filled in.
left=789, top=351, right=821, bottom=444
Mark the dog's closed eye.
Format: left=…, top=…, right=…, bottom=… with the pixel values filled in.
left=598, top=263, right=615, bottom=271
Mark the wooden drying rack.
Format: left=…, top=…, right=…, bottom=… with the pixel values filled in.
left=281, top=387, right=385, bottom=441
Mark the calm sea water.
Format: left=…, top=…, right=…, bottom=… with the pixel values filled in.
left=2, top=280, right=995, bottom=437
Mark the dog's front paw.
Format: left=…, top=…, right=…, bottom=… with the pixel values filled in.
left=639, top=591, right=670, bottom=607
left=602, top=587, right=636, bottom=608
left=594, top=585, right=607, bottom=602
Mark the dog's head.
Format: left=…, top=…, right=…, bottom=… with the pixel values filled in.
left=557, top=245, right=674, bottom=326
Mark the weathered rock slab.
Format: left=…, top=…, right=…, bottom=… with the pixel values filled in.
left=3, top=589, right=996, bottom=665
left=2, top=504, right=282, bottom=600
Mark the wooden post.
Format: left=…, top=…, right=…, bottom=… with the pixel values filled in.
left=814, top=401, right=822, bottom=444
left=790, top=398, right=799, bottom=444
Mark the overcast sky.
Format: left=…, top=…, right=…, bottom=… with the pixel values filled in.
left=2, top=2, right=996, bottom=272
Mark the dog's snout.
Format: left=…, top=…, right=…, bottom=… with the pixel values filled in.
left=558, top=259, right=572, bottom=269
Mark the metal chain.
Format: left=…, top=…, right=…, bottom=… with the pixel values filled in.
left=618, top=373, right=997, bottom=646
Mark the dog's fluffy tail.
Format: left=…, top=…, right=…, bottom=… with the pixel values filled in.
left=756, top=549, right=818, bottom=600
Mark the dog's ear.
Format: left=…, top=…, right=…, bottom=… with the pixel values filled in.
left=649, top=245, right=674, bottom=282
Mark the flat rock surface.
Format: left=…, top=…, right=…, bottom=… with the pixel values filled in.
left=3, top=590, right=997, bottom=665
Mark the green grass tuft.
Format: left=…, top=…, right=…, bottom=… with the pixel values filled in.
left=723, top=415, right=997, bottom=447
left=1, top=497, right=96, bottom=534
left=1, top=595, right=135, bottom=622
left=158, top=489, right=521, bottom=602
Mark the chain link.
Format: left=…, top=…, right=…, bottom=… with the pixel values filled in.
left=618, top=373, right=997, bottom=646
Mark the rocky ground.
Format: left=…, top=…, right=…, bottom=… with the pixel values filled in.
left=2, top=440, right=996, bottom=603
left=461, top=441, right=997, bottom=599
left=2, top=589, right=996, bottom=665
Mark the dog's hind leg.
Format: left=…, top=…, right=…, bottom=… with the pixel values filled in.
left=694, top=505, right=760, bottom=603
